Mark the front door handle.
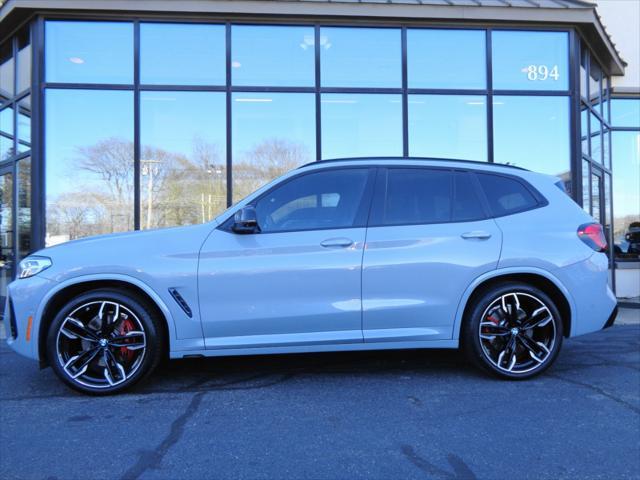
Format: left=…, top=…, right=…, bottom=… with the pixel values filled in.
left=461, top=231, right=492, bottom=240
left=321, top=237, right=354, bottom=248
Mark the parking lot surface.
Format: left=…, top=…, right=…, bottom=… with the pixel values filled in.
left=1, top=320, right=639, bottom=480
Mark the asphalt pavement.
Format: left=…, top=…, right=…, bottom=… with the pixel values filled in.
left=1, top=313, right=639, bottom=480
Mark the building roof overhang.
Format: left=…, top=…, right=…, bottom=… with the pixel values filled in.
left=0, top=0, right=626, bottom=75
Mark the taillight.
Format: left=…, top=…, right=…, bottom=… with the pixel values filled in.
left=577, top=223, right=607, bottom=252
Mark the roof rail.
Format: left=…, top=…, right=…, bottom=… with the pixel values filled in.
left=297, top=157, right=529, bottom=171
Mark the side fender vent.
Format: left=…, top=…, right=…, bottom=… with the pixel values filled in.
left=168, top=288, right=193, bottom=318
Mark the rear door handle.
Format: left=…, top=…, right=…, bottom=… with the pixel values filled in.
left=321, top=238, right=354, bottom=248
left=461, top=231, right=492, bottom=240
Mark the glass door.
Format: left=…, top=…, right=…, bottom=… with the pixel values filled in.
left=0, top=165, right=14, bottom=316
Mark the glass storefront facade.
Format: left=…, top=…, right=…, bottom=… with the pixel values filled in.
left=0, top=11, right=638, bottom=303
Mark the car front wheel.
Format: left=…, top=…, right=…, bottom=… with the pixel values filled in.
left=463, top=283, right=563, bottom=379
left=46, top=289, right=164, bottom=395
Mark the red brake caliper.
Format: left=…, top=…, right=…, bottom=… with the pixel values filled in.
left=482, top=313, right=500, bottom=336
left=118, top=318, right=136, bottom=363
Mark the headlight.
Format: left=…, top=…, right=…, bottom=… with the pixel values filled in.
left=18, top=256, right=52, bottom=279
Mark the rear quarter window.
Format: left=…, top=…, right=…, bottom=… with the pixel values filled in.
left=476, top=173, right=540, bottom=217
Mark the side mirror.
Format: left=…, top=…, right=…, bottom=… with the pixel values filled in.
left=232, top=206, right=260, bottom=234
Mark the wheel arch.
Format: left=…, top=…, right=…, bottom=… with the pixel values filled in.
left=36, top=275, right=174, bottom=368
left=453, top=268, right=575, bottom=341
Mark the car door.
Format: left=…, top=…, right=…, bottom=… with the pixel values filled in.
left=198, top=166, right=375, bottom=349
left=362, top=167, right=502, bottom=342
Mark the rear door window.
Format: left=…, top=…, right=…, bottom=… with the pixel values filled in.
left=476, top=173, right=539, bottom=217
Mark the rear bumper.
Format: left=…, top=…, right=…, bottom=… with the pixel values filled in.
left=603, top=305, right=618, bottom=329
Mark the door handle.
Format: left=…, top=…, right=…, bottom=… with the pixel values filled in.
left=461, top=231, right=492, bottom=240
left=320, top=238, right=354, bottom=248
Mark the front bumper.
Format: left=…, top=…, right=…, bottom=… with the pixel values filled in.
left=3, top=275, right=57, bottom=361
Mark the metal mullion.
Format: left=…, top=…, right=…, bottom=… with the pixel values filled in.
left=319, top=87, right=403, bottom=94
left=225, top=22, right=232, bottom=207
left=32, top=16, right=45, bottom=251
left=401, top=26, right=408, bottom=157
left=492, top=89, right=571, bottom=97
left=314, top=24, right=321, bottom=161
left=486, top=28, right=494, bottom=163
left=140, top=84, right=226, bottom=92
left=42, top=82, right=135, bottom=90
left=569, top=29, right=582, bottom=205
left=133, top=20, right=141, bottom=231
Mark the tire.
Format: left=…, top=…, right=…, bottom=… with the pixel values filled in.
left=462, top=282, right=563, bottom=380
left=46, top=289, right=164, bottom=395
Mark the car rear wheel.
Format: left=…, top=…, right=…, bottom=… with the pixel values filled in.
left=46, top=289, right=164, bottom=395
left=462, top=283, right=563, bottom=379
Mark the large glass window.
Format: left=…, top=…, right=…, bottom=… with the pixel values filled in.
left=0, top=41, right=14, bottom=99
left=493, top=96, right=570, bottom=179
left=232, top=25, right=314, bottom=87
left=232, top=93, right=315, bottom=202
left=17, top=95, right=30, bottom=154
left=45, top=89, right=134, bottom=245
left=321, top=27, right=401, bottom=88
left=590, top=112, right=602, bottom=163
left=492, top=31, right=568, bottom=91
left=255, top=169, right=369, bottom=232
left=612, top=131, right=640, bottom=260
left=16, top=27, right=31, bottom=93
left=407, top=29, right=485, bottom=89
left=321, top=94, right=402, bottom=159
left=140, top=23, right=225, bottom=86
left=611, top=99, right=640, bottom=127
left=408, top=95, right=487, bottom=161
left=45, top=21, right=133, bottom=84
left=0, top=106, right=13, bottom=161
left=140, top=91, right=226, bottom=229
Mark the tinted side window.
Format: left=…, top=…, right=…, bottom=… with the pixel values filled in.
left=453, top=172, right=486, bottom=222
left=476, top=173, right=538, bottom=217
left=254, top=169, right=369, bottom=232
left=379, top=169, right=452, bottom=225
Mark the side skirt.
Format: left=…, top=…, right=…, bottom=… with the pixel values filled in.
left=169, top=339, right=459, bottom=359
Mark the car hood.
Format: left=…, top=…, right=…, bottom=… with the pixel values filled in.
left=31, top=222, right=217, bottom=284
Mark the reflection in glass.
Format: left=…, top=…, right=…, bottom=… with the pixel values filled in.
left=580, top=49, right=588, bottom=99
left=493, top=96, right=570, bottom=180
left=611, top=99, right=640, bottom=127
left=321, top=94, right=402, bottom=160
left=591, top=113, right=602, bottom=163
left=232, top=25, right=314, bottom=87
left=0, top=171, right=14, bottom=305
left=141, top=23, right=225, bottom=86
left=0, top=106, right=14, bottom=161
left=232, top=93, right=315, bottom=202
left=492, top=31, right=568, bottom=91
left=141, top=91, right=226, bottom=229
left=581, top=105, right=589, bottom=156
left=591, top=172, right=601, bottom=224
left=18, top=157, right=31, bottom=260
left=321, top=27, right=401, bottom=88
left=17, top=95, right=31, bottom=154
left=408, top=95, right=487, bottom=161
left=45, top=89, right=134, bottom=245
left=17, top=27, right=31, bottom=93
left=589, top=57, right=602, bottom=110
left=612, top=131, right=640, bottom=260
left=582, top=160, right=590, bottom=214
left=407, top=29, right=485, bottom=89
left=45, top=21, right=133, bottom=84
left=0, top=41, right=14, bottom=99
left=603, top=127, right=610, bottom=170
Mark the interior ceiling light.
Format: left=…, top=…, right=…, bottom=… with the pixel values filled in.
left=68, top=57, right=84, bottom=64
left=235, top=98, right=273, bottom=103
left=300, top=35, right=331, bottom=49
left=231, top=61, right=241, bottom=68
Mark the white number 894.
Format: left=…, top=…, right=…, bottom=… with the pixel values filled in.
left=526, top=65, right=560, bottom=81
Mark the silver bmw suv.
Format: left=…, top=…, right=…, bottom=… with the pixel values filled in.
left=4, top=158, right=617, bottom=394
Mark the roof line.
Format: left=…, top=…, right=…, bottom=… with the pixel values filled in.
left=298, top=157, right=529, bottom=171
